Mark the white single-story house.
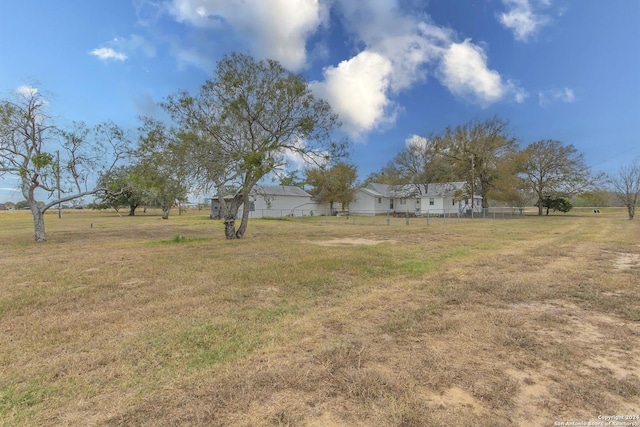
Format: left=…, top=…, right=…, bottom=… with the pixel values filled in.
left=211, top=184, right=331, bottom=219
left=349, top=182, right=482, bottom=216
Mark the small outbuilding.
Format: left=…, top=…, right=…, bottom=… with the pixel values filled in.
left=211, top=185, right=331, bottom=219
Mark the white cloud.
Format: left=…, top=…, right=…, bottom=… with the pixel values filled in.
left=168, top=0, right=327, bottom=70
left=15, top=85, right=38, bottom=97
left=281, top=141, right=329, bottom=172
left=164, top=0, right=528, bottom=139
left=308, top=2, right=452, bottom=139
left=437, top=40, right=526, bottom=106
left=14, top=85, right=49, bottom=109
left=310, top=51, right=396, bottom=139
left=90, top=35, right=155, bottom=63
left=313, top=1, right=524, bottom=137
left=498, top=0, right=551, bottom=42
left=405, top=135, right=430, bottom=149
left=90, top=47, right=128, bottom=62
left=539, top=87, right=575, bottom=106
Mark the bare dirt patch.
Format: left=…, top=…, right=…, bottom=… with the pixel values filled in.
left=614, top=252, right=640, bottom=270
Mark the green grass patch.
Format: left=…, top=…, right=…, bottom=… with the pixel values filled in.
left=398, top=259, right=434, bottom=276
left=154, top=234, right=210, bottom=245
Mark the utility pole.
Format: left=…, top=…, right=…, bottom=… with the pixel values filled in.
left=57, top=150, right=61, bottom=219
left=470, top=154, right=475, bottom=211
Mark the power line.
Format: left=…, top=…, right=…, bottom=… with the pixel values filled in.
left=590, top=144, right=640, bottom=168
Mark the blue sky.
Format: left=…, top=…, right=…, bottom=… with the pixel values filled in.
left=1, top=0, right=639, bottom=202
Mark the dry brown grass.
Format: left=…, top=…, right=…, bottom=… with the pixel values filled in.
left=1, top=208, right=639, bottom=426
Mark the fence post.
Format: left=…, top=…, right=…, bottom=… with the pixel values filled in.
left=426, top=210, right=430, bottom=226
left=386, top=211, right=390, bottom=225
left=405, top=211, right=409, bottom=225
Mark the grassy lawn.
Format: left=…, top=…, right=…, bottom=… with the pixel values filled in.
left=1, top=208, right=639, bottom=426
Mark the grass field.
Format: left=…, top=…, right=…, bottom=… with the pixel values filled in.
left=1, top=208, right=639, bottom=426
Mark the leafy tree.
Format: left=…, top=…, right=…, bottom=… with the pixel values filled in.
left=162, top=52, right=344, bottom=239
left=96, top=165, right=145, bottom=215
left=573, top=188, right=614, bottom=208
left=14, top=200, right=29, bottom=210
left=486, top=150, right=532, bottom=209
left=540, top=195, right=573, bottom=215
left=521, top=139, right=595, bottom=216
left=277, top=170, right=305, bottom=188
left=0, top=87, right=128, bottom=241
left=134, top=118, right=189, bottom=219
left=434, top=116, right=517, bottom=208
left=362, top=169, right=398, bottom=186
left=305, top=162, right=357, bottom=211
left=610, top=160, right=640, bottom=220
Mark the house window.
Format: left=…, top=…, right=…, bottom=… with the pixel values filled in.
left=249, top=201, right=256, bottom=211
left=378, top=197, right=382, bottom=204
left=453, top=199, right=455, bottom=205
left=390, top=199, right=394, bottom=209
left=400, top=199, right=406, bottom=205
left=429, top=198, right=435, bottom=206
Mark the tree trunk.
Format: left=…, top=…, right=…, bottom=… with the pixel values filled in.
left=32, top=207, right=46, bottom=242
left=217, top=193, right=243, bottom=239
left=128, top=205, right=136, bottom=216
left=536, top=196, right=544, bottom=216
left=628, top=205, right=635, bottom=220
left=161, top=204, right=170, bottom=219
left=235, top=194, right=251, bottom=238
left=224, top=219, right=237, bottom=239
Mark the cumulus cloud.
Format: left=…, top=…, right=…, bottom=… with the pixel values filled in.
left=308, top=2, right=450, bottom=139
left=437, top=40, right=526, bottom=106
left=311, top=1, right=525, bottom=137
left=498, top=0, right=551, bottom=42
left=310, top=51, right=396, bottom=139
left=539, top=87, right=576, bottom=106
left=90, top=47, right=128, bottom=62
left=167, top=0, right=327, bottom=70
left=164, top=0, right=528, bottom=138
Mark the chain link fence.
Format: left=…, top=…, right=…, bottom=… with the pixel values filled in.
left=248, top=207, right=526, bottom=225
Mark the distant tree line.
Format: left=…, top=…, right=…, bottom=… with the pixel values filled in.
left=1, top=54, right=638, bottom=242
left=362, top=116, right=613, bottom=216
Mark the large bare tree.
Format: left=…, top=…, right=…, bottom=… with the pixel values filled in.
left=162, top=52, right=345, bottom=239
left=0, top=87, right=128, bottom=241
left=611, top=160, right=640, bottom=220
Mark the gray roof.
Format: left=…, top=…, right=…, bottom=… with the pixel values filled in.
left=213, top=184, right=311, bottom=200
left=363, top=182, right=470, bottom=198
left=251, top=185, right=311, bottom=197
